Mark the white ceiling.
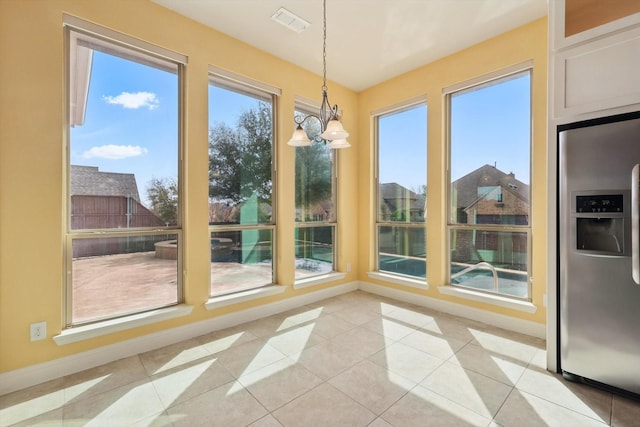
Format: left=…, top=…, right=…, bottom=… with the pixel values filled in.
left=151, top=0, right=548, bottom=92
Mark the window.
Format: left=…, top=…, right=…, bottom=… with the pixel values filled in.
left=375, top=102, right=427, bottom=279
left=208, top=69, right=278, bottom=296
left=447, top=67, right=532, bottom=299
left=65, top=22, right=184, bottom=326
left=294, top=102, right=337, bottom=280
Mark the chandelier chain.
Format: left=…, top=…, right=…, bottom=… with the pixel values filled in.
left=322, top=0, right=327, bottom=93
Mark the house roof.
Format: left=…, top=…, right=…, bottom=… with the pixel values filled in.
left=70, top=165, right=141, bottom=202
left=452, top=164, right=529, bottom=208
left=379, top=182, right=425, bottom=213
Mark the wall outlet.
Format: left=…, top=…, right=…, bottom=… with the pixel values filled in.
left=346, top=263, right=351, bottom=272
left=30, top=321, right=47, bottom=342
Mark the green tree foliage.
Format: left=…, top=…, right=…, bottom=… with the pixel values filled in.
left=295, top=142, right=332, bottom=219
left=209, top=102, right=273, bottom=205
left=146, top=177, right=178, bottom=225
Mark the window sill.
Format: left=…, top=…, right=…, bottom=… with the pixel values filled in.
left=206, top=285, right=286, bottom=310
left=437, top=286, right=537, bottom=313
left=293, top=272, right=347, bottom=290
left=367, top=271, right=428, bottom=289
left=54, top=304, right=194, bottom=346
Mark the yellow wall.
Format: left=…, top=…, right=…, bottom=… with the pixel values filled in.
left=0, top=0, right=358, bottom=373
left=0, top=0, right=546, bottom=375
left=357, top=17, right=548, bottom=324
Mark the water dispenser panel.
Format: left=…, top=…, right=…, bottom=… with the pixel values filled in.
left=576, top=194, right=623, bottom=213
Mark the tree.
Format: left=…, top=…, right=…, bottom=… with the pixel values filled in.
left=295, top=141, right=332, bottom=220
left=146, top=177, right=178, bottom=225
left=209, top=102, right=273, bottom=206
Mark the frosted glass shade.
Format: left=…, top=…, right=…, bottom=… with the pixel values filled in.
left=320, top=119, right=349, bottom=140
left=328, top=138, right=351, bottom=149
left=287, top=126, right=311, bottom=147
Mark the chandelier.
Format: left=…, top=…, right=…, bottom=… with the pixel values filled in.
left=287, top=0, right=351, bottom=149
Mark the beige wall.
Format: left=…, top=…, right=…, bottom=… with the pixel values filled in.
left=357, top=17, right=548, bottom=324
left=0, top=0, right=547, bottom=375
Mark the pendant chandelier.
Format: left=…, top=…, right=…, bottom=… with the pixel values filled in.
left=287, top=0, right=351, bottom=149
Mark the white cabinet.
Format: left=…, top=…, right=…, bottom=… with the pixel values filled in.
left=550, top=0, right=640, bottom=120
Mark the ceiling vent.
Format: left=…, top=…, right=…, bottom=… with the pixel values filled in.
left=271, top=7, right=310, bottom=33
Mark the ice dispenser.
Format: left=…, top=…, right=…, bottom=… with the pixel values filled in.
left=575, top=194, right=624, bottom=255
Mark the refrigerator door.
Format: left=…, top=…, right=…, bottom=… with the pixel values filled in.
left=559, top=114, right=640, bottom=396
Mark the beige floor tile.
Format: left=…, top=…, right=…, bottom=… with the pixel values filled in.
left=421, top=315, right=484, bottom=343
left=381, top=384, right=492, bottom=427
left=384, top=305, right=436, bottom=328
left=237, top=358, right=323, bottom=411
left=516, top=367, right=612, bottom=423
left=361, top=316, right=418, bottom=341
left=272, top=383, right=376, bottom=427
left=399, top=328, right=468, bottom=360
left=368, top=417, right=393, bottom=427
left=63, top=356, right=149, bottom=404
left=150, top=355, right=235, bottom=408
left=139, top=337, right=211, bottom=376
left=166, top=381, right=268, bottom=427
left=214, top=339, right=287, bottom=378
left=196, top=326, right=259, bottom=355
left=63, top=379, right=164, bottom=426
left=300, top=312, right=358, bottom=339
left=248, top=414, right=284, bottom=427
left=129, top=411, right=179, bottom=427
left=368, top=341, right=445, bottom=383
left=241, top=315, right=296, bottom=338
left=274, top=305, right=324, bottom=327
left=292, top=339, right=365, bottom=380
left=470, top=328, right=543, bottom=364
left=1, top=407, right=63, bottom=427
left=495, top=389, right=609, bottom=427
left=331, top=305, right=384, bottom=325
left=330, top=326, right=391, bottom=358
left=448, top=341, right=528, bottom=386
left=265, top=323, right=326, bottom=356
left=329, top=359, right=416, bottom=415
left=421, top=361, right=513, bottom=418
left=612, top=394, right=640, bottom=427
left=0, top=379, right=65, bottom=427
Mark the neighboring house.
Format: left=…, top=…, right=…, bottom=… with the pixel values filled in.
left=379, top=182, right=426, bottom=222
left=452, top=164, right=529, bottom=225
left=71, top=165, right=166, bottom=257
left=451, top=164, right=529, bottom=266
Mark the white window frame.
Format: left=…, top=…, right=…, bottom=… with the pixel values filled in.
left=444, top=62, right=533, bottom=302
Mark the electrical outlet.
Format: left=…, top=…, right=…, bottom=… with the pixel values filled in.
left=30, top=321, right=47, bottom=342
left=346, top=263, right=351, bottom=272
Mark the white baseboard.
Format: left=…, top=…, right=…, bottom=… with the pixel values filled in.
left=359, top=281, right=546, bottom=339
left=0, top=281, right=358, bottom=396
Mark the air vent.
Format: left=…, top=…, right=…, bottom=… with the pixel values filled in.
left=271, top=7, right=310, bottom=33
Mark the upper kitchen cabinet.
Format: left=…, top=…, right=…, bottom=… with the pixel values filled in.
left=550, top=0, right=640, bottom=120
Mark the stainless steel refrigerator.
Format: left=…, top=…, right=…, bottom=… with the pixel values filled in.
left=559, top=111, right=640, bottom=396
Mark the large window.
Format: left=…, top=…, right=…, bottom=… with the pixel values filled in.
left=294, top=103, right=336, bottom=280
left=65, top=22, right=184, bottom=326
left=376, top=102, right=427, bottom=279
left=447, top=67, right=531, bottom=299
left=208, top=70, right=278, bottom=296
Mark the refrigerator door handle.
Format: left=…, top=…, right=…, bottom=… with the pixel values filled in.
left=632, top=164, right=640, bottom=284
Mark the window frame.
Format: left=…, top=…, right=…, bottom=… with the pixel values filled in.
left=444, top=62, right=533, bottom=301
left=63, top=17, right=186, bottom=327
left=293, top=98, right=338, bottom=281
left=374, top=98, right=428, bottom=280
left=207, top=67, right=279, bottom=296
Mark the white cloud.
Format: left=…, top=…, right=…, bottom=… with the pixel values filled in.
left=102, top=91, right=159, bottom=110
left=82, top=145, right=148, bottom=160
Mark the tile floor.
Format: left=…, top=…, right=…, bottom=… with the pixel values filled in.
left=2, top=291, right=640, bottom=426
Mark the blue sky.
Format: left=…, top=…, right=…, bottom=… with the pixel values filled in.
left=72, top=49, right=530, bottom=206
left=70, top=51, right=179, bottom=205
